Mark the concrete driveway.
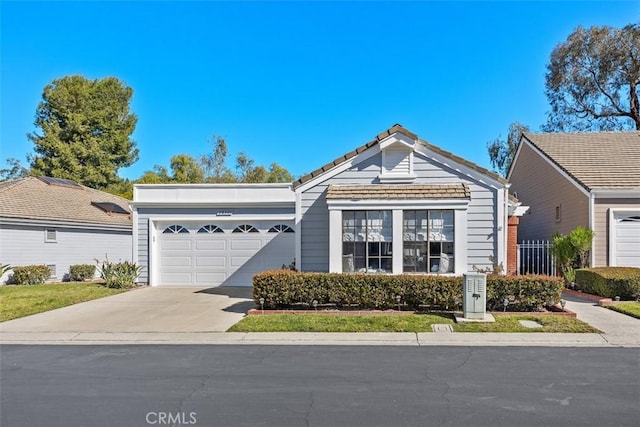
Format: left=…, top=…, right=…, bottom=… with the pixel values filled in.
left=0, top=287, right=254, bottom=333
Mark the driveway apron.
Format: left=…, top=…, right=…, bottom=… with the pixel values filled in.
left=0, top=287, right=254, bottom=333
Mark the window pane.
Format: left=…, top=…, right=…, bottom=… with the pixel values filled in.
left=355, top=242, right=366, bottom=257
left=381, top=242, right=393, bottom=256
left=368, top=242, right=380, bottom=256
left=380, top=258, right=392, bottom=272
left=343, top=242, right=354, bottom=256
left=442, top=210, right=454, bottom=226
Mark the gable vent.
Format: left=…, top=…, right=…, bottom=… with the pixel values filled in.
left=383, top=147, right=411, bottom=175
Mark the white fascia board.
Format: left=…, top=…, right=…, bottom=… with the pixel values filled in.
left=0, top=217, right=132, bottom=232
left=133, top=183, right=294, bottom=205
left=519, top=138, right=591, bottom=197
left=294, top=145, right=382, bottom=194
left=129, top=201, right=294, bottom=209
left=142, top=214, right=295, bottom=223
left=414, top=142, right=505, bottom=190
left=378, top=132, right=415, bottom=150
left=591, top=189, right=640, bottom=199
left=326, top=199, right=470, bottom=210
left=295, top=192, right=302, bottom=271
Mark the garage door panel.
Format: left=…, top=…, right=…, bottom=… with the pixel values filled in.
left=231, top=256, right=254, bottom=267
left=160, top=239, right=192, bottom=251
left=160, top=256, right=192, bottom=267
left=195, top=239, right=226, bottom=250
left=195, top=256, right=226, bottom=267
left=231, top=239, right=262, bottom=251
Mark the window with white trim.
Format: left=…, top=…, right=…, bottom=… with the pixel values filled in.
left=197, top=225, right=224, bottom=233
left=45, top=229, right=57, bottom=242
left=268, top=224, right=294, bottom=233
left=403, top=210, right=454, bottom=273
left=233, top=224, right=259, bottom=233
left=162, top=225, right=189, bottom=234
left=342, top=210, right=392, bottom=273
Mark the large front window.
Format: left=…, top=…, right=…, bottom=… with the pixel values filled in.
left=403, top=210, right=454, bottom=273
left=342, top=210, right=392, bottom=273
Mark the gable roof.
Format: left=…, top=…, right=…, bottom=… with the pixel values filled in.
left=520, top=132, right=640, bottom=191
left=0, top=177, right=132, bottom=227
left=293, top=124, right=506, bottom=188
left=327, top=184, right=471, bottom=200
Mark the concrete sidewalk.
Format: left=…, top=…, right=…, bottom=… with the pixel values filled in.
left=1, top=289, right=638, bottom=347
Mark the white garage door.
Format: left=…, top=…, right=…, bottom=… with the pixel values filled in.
left=157, top=222, right=295, bottom=286
left=614, top=214, right=640, bottom=267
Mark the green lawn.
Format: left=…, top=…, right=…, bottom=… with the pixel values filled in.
left=606, top=302, right=640, bottom=319
left=228, top=313, right=599, bottom=333
left=0, top=282, right=127, bottom=322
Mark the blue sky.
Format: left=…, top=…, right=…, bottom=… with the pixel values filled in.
left=1, top=1, right=636, bottom=180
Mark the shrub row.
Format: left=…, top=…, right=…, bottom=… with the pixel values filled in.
left=575, top=267, right=640, bottom=299
left=68, top=264, right=96, bottom=281
left=253, top=271, right=564, bottom=312
left=11, top=265, right=51, bottom=285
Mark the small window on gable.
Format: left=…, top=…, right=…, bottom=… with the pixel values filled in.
left=163, top=225, right=189, bottom=234
left=268, top=224, right=294, bottom=233
left=382, top=146, right=411, bottom=175
left=233, top=224, right=259, bottom=233
left=45, top=229, right=57, bottom=242
left=197, top=225, right=224, bottom=233
left=555, top=205, right=561, bottom=223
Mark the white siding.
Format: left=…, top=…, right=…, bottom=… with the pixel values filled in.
left=299, top=151, right=499, bottom=272
left=0, top=224, right=132, bottom=283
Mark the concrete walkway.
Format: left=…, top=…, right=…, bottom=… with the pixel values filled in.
left=1, top=288, right=639, bottom=347
left=562, top=292, right=640, bottom=347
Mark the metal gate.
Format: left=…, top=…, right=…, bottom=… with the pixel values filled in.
left=517, top=240, right=556, bottom=276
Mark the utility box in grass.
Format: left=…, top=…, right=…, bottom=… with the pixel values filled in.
left=462, top=273, right=487, bottom=319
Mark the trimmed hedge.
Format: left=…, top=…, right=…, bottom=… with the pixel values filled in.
left=253, top=271, right=564, bottom=312
left=11, top=265, right=51, bottom=285
left=68, top=264, right=96, bottom=281
left=575, top=267, right=640, bottom=299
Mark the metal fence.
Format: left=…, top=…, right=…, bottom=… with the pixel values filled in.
left=517, top=240, right=557, bottom=276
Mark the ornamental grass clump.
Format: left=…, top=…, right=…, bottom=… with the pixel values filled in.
left=95, top=258, right=141, bottom=289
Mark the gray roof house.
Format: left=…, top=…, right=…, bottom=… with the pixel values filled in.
left=508, top=131, right=640, bottom=268
left=132, top=125, right=527, bottom=287
left=0, top=176, right=133, bottom=283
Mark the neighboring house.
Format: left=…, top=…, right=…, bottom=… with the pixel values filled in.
left=133, top=125, right=527, bottom=287
left=508, top=132, right=640, bottom=268
left=0, top=176, right=133, bottom=283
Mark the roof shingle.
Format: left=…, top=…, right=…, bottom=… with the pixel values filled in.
left=326, top=184, right=471, bottom=200
left=293, top=124, right=505, bottom=188
left=522, top=132, right=640, bottom=190
left=0, top=177, right=132, bottom=227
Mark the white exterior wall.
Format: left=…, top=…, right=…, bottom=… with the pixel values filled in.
left=298, top=149, right=501, bottom=273
left=0, top=223, right=132, bottom=283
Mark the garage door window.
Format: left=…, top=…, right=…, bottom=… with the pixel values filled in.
left=163, top=225, right=189, bottom=234
left=268, top=224, right=294, bottom=233
left=233, top=224, right=259, bottom=233
left=197, top=225, right=224, bottom=233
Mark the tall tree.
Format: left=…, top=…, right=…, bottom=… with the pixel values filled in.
left=486, top=122, right=530, bottom=177
left=170, top=154, right=205, bottom=183
left=544, top=24, right=640, bottom=131
left=28, top=75, right=138, bottom=188
left=0, top=158, right=30, bottom=181
left=200, top=135, right=230, bottom=182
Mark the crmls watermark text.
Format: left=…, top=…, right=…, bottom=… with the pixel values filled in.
left=146, top=412, right=197, bottom=425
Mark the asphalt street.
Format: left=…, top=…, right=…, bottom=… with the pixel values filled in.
left=1, top=345, right=638, bottom=427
